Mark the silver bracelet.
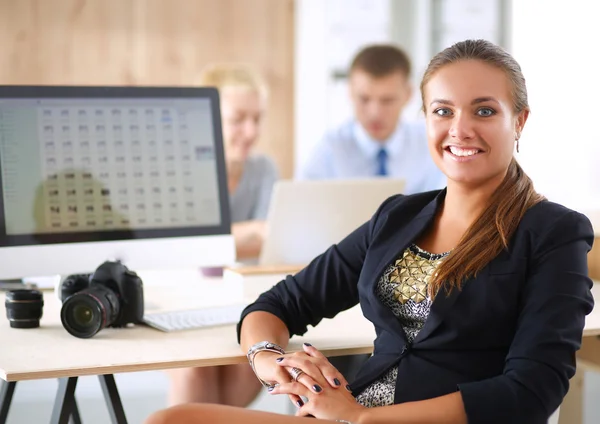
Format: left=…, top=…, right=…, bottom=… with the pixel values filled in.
left=336, top=421, right=353, bottom=423
left=246, top=341, right=285, bottom=388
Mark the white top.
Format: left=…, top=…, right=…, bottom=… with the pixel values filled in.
left=298, top=119, right=446, bottom=195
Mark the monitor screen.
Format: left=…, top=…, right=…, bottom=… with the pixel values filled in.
left=0, top=86, right=234, bottom=279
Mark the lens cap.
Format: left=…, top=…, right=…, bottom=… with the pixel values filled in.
left=5, top=289, right=44, bottom=329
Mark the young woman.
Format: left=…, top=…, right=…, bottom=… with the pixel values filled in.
left=150, top=39, right=594, bottom=424
left=205, top=63, right=279, bottom=261
left=167, top=64, right=278, bottom=407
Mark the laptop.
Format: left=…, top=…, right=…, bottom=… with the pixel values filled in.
left=259, top=179, right=406, bottom=266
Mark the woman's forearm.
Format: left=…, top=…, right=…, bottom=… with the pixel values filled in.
left=232, top=220, right=266, bottom=260
left=240, top=311, right=290, bottom=353
left=356, top=392, right=467, bottom=424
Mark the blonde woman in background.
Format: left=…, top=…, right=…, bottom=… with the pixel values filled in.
left=168, top=64, right=278, bottom=406
left=208, top=63, right=279, bottom=261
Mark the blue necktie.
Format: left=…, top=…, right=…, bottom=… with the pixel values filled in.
left=376, top=148, right=388, bottom=176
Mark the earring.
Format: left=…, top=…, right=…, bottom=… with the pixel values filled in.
left=516, top=138, right=520, bottom=153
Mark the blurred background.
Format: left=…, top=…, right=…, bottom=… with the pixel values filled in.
left=1, top=0, right=598, bottom=210
left=0, top=0, right=598, bottom=422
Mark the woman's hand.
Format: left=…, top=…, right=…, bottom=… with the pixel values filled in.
left=277, top=343, right=352, bottom=392
left=252, top=350, right=306, bottom=407
left=270, top=343, right=366, bottom=421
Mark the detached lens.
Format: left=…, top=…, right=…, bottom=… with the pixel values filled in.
left=5, top=289, right=44, bottom=329
left=61, top=286, right=119, bottom=338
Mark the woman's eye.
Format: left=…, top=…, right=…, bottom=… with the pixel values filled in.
left=477, top=107, right=495, bottom=117
left=434, top=108, right=452, bottom=117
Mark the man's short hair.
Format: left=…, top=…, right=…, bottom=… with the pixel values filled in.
left=350, top=44, right=412, bottom=79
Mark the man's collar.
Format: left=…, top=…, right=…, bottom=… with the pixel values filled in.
left=353, top=119, right=405, bottom=158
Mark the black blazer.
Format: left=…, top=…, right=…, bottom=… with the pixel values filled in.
left=238, top=190, right=595, bottom=424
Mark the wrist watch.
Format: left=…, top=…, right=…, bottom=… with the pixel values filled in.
left=246, top=341, right=285, bottom=388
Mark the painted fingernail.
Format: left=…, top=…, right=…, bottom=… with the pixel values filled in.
left=303, top=342, right=312, bottom=347
left=267, top=386, right=275, bottom=392
left=333, top=378, right=341, bottom=386
left=313, top=384, right=322, bottom=392
left=276, top=357, right=284, bottom=362
left=296, top=400, right=304, bottom=407
left=346, top=384, right=352, bottom=392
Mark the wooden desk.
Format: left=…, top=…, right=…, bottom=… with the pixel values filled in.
left=1, top=271, right=599, bottom=424
left=0, top=271, right=375, bottom=424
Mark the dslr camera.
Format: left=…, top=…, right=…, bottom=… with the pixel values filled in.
left=59, top=261, right=144, bottom=338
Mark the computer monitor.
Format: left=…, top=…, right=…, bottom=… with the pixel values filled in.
left=0, top=85, right=235, bottom=280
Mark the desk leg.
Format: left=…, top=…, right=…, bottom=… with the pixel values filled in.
left=69, top=399, right=82, bottom=424
left=98, top=375, right=127, bottom=424
left=51, top=377, right=78, bottom=424
left=0, top=381, right=16, bottom=424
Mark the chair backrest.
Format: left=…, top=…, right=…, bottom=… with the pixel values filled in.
left=259, top=179, right=406, bottom=265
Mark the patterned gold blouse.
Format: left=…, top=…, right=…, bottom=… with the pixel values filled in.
left=355, top=244, right=449, bottom=408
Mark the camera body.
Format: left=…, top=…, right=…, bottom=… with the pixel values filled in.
left=60, top=261, right=144, bottom=338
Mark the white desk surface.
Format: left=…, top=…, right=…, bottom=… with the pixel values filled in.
left=1, top=270, right=599, bottom=383
left=0, top=270, right=375, bottom=382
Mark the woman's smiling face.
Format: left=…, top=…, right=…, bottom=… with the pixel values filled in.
left=423, top=59, right=528, bottom=188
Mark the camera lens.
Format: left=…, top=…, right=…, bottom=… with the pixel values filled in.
left=60, top=286, right=120, bottom=338
left=5, top=289, right=44, bottom=329
left=73, top=304, right=94, bottom=325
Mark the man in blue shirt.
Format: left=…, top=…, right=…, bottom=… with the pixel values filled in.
left=299, top=44, right=446, bottom=194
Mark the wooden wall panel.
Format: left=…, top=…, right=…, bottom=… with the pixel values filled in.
left=0, top=0, right=295, bottom=177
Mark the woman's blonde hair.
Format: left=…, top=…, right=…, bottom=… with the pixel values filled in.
left=197, top=63, right=268, bottom=100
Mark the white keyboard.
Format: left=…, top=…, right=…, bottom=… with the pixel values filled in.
left=143, top=304, right=248, bottom=332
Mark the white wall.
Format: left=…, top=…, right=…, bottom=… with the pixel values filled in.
left=294, top=0, right=329, bottom=175
left=511, top=0, right=600, bottom=212
left=294, top=0, right=393, bottom=174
